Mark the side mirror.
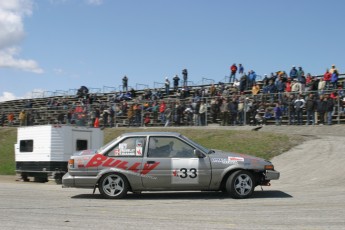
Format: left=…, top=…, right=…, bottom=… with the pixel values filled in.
left=194, top=149, right=205, bottom=158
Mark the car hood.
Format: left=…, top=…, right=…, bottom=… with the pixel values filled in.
left=208, top=149, right=271, bottom=169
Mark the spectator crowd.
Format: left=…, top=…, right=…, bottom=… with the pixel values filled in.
left=1, top=64, right=344, bottom=128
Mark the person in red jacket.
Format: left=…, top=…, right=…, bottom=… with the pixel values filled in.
left=229, top=63, right=237, bottom=83
left=159, top=100, right=166, bottom=124
left=323, top=69, right=332, bottom=90
left=285, top=78, right=292, bottom=92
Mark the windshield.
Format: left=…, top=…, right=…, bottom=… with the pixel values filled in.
left=180, top=135, right=210, bottom=154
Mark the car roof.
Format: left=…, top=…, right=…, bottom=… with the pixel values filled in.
left=119, top=131, right=181, bottom=137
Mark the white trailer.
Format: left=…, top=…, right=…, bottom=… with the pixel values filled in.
left=15, top=125, right=104, bottom=183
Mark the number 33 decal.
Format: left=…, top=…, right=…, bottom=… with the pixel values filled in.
left=179, top=168, right=197, bottom=178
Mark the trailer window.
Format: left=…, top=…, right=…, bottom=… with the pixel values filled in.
left=76, top=140, right=88, bottom=151
left=20, top=140, right=33, bottom=152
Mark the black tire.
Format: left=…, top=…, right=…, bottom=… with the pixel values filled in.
left=98, top=173, right=128, bottom=199
left=226, top=170, right=255, bottom=199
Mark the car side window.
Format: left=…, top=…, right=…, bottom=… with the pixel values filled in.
left=148, top=137, right=195, bottom=158
left=106, top=137, right=145, bottom=157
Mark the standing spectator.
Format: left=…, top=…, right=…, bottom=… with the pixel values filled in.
left=297, top=67, right=305, bottom=82
left=199, top=100, right=207, bottom=126
left=291, top=79, right=302, bottom=95
left=8, top=112, right=14, bottom=126
left=310, top=75, right=319, bottom=92
left=299, top=73, right=306, bottom=92
left=248, top=70, right=257, bottom=89
left=239, top=74, right=247, bottom=93
left=285, top=78, right=292, bottom=93
left=102, top=108, right=109, bottom=128
left=210, top=98, right=220, bottom=123
left=329, top=64, right=338, bottom=75
left=251, top=83, right=260, bottom=100
left=316, top=95, right=327, bottom=125
left=305, top=73, right=313, bottom=90
left=318, top=78, right=326, bottom=95
left=164, top=77, right=170, bottom=96
left=122, top=75, right=128, bottom=92
left=287, top=94, right=296, bottom=125
left=19, top=110, right=26, bottom=126
left=210, top=84, right=217, bottom=96
left=127, top=104, right=135, bottom=127
left=109, top=106, right=115, bottom=127
left=237, top=98, right=244, bottom=125
left=183, top=103, right=193, bottom=126
left=159, top=100, right=166, bottom=124
left=228, top=98, right=238, bottom=125
left=294, top=94, right=306, bottom=125
left=326, top=96, right=334, bottom=125
left=220, top=98, right=229, bottom=126
left=275, top=77, right=286, bottom=101
left=305, top=94, right=316, bottom=125
left=274, top=103, right=282, bottom=125
left=134, top=103, right=142, bottom=126
left=182, top=69, right=188, bottom=87
left=143, top=113, right=151, bottom=127
left=331, top=69, right=339, bottom=89
left=173, top=75, right=180, bottom=91
left=229, top=63, right=237, bottom=83
left=289, top=66, right=298, bottom=79
left=323, top=69, right=331, bottom=90
left=238, top=64, right=244, bottom=76
left=191, top=100, right=200, bottom=126
left=266, top=80, right=277, bottom=103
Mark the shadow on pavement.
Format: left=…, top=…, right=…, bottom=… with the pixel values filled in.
left=71, top=190, right=292, bottom=200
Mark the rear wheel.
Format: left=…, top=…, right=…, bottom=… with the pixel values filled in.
left=99, top=174, right=128, bottom=199
left=226, top=170, right=255, bottom=199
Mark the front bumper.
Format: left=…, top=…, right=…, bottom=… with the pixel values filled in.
left=265, top=170, right=280, bottom=180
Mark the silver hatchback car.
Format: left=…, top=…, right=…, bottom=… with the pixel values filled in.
left=62, top=132, right=279, bottom=199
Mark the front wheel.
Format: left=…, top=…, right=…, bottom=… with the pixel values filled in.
left=99, top=173, right=128, bottom=199
left=226, top=170, right=255, bottom=199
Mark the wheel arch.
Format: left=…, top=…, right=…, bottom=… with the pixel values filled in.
left=220, top=168, right=261, bottom=191
left=96, top=171, right=133, bottom=192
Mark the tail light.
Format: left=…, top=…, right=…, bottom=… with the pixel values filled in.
left=68, top=159, right=75, bottom=169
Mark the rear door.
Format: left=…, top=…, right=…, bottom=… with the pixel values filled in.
left=141, top=136, right=211, bottom=190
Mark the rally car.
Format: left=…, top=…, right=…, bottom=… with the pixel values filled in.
left=62, top=132, right=280, bottom=199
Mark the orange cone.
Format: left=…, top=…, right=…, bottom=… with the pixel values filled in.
left=94, top=117, right=99, bottom=128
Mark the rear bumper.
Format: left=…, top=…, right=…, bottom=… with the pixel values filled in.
left=62, top=172, right=98, bottom=188
left=265, top=170, right=280, bottom=180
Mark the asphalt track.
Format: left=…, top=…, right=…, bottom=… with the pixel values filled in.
left=0, top=125, right=344, bottom=230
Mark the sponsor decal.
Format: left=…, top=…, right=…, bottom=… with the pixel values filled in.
left=85, top=154, right=159, bottom=175
left=228, top=157, right=244, bottom=162
left=211, top=158, right=240, bottom=165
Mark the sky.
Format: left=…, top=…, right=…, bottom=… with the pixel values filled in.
left=1, top=0, right=345, bottom=102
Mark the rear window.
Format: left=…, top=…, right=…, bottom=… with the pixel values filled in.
left=20, top=140, right=33, bottom=152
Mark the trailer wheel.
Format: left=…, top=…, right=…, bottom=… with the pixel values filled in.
left=99, top=173, right=128, bottom=199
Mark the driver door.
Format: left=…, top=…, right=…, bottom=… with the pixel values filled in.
left=141, top=136, right=211, bottom=190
